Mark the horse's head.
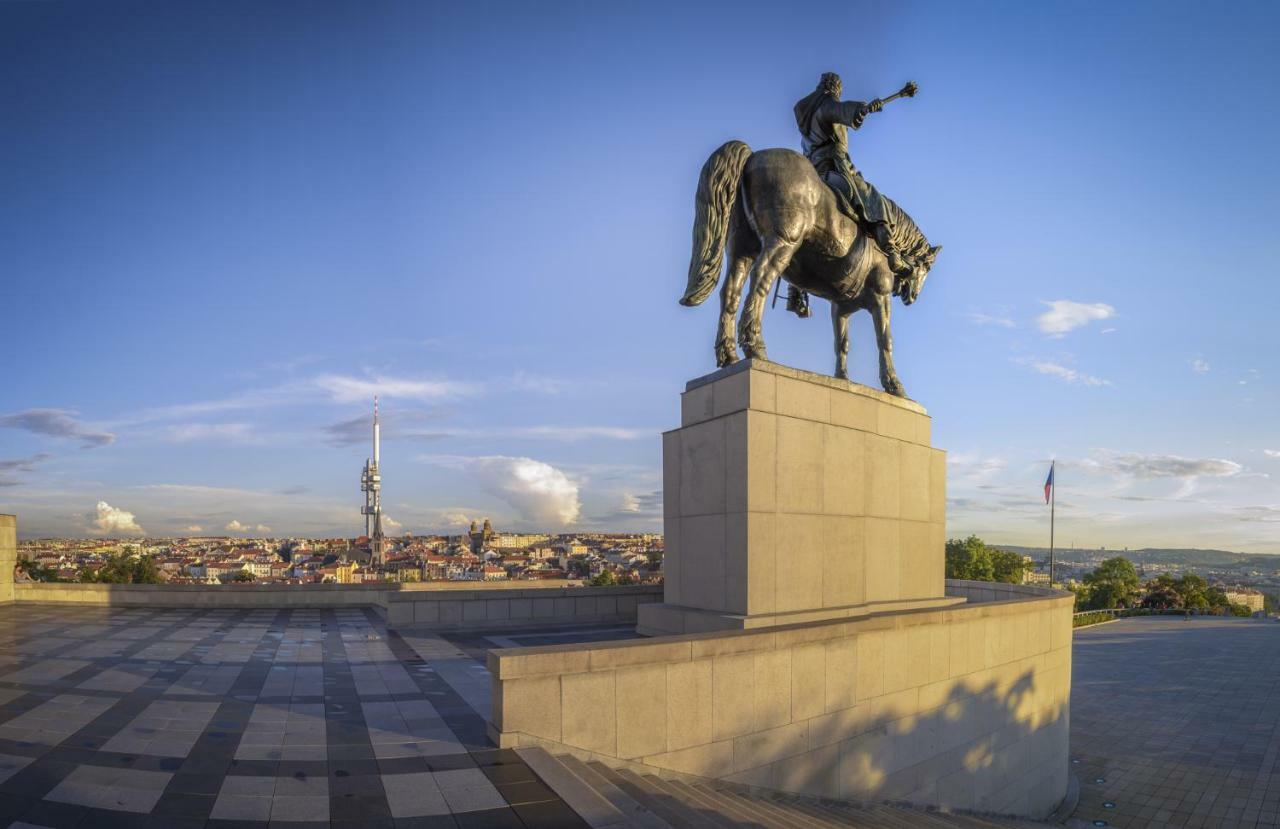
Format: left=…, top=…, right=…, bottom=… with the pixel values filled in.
left=897, top=244, right=941, bottom=305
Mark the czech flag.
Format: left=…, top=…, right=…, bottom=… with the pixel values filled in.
left=1044, top=462, right=1054, bottom=504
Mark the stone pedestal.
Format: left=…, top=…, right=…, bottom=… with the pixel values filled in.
left=638, top=360, right=957, bottom=635
left=0, top=515, right=15, bottom=604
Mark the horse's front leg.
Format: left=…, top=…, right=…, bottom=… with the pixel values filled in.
left=870, top=291, right=906, bottom=397
left=831, top=302, right=852, bottom=380
left=738, top=239, right=798, bottom=361
left=716, top=256, right=751, bottom=367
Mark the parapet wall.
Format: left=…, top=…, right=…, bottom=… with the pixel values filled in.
left=12, top=580, right=664, bottom=631
left=383, top=584, right=663, bottom=630
left=489, top=580, right=1073, bottom=819
left=0, top=515, right=14, bottom=604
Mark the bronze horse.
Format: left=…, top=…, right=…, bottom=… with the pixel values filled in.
left=680, top=141, right=940, bottom=397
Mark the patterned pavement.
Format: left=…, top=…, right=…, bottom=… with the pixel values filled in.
left=1071, top=616, right=1280, bottom=829
left=0, top=604, right=590, bottom=829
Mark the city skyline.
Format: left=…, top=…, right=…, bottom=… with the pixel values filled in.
left=3, top=2, right=1279, bottom=551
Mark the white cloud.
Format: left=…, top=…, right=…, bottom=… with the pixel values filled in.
left=183, top=525, right=204, bottom=533
left=255, top=524, right=272, bottom=534
left=313, top=374, right=474, bottom=404
left=90, top=501, right=144, bottom=536
left=1036, top=300, right=1115, bottom=337
left=509, top=372, right=568, bottom=395
left=964, top=311, right=1015, bottom=328
left=436, top=511, right=474, bottom=528
left=225, top=520, right=248, bottom=532
left=163, top=422, right=257, bottom=443
left=1019, top=359, right=1112, bottom=387
left=383, top=515, right=403, bottom=530
left=1264, top=450, right=1280, bottom=459
left=1079, top=451, right=1242, bottom=479
left=0, top=409, right=115, bottom=447
left=1190, top=359, right=1210, bottom=374
left=436, top=455, right=581, bottom=527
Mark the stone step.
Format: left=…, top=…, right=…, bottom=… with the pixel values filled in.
left=694, top=783, right=845, bottom=829
left=524, top=752, right=1061, bottom=829
left=515, top=746, right=632, bottom=828
left=622, top=771, right=749, bottom=828
left=555, top=752, right=675, bottom=829
left=591, top=762, right=725, bottom=829
left=696, top=782, right=844, bottom=829
left=666, top=779, right=799, bottom=828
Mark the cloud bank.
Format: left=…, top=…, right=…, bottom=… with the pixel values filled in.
left=1019, top=359, right=1112, bottom=387
left=1080, top=451, right=1242, bottom=479
left=464, top=456, right=581, bottom=527
left=0, top=409, right=115, bottom=447
left=90, top=501, right=144, bottom=536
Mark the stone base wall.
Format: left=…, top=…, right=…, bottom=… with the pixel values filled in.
left=12, top=581, right=663, bottom=631
left=383, top=585, right=663, bottom=630
left=490, top=581, right=1073, bottom=819
left=645, top=360, right=947, bottom=635
left=0, top=515, right=14, bottom=604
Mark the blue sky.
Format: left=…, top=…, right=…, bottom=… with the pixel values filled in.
left=2, top=1, right=1279, bottom=550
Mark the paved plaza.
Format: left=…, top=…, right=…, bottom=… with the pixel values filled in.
left=0, top=604, right=594, bottom=829
left=1070, top=616, right=1280, bottom=829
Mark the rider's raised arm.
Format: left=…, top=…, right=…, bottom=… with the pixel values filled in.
left=823, top=99, right=871, bottom=130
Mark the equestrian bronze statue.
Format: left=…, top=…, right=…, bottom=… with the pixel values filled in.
left=680, top=72, right=941, bottom=397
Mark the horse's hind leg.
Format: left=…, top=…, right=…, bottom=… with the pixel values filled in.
left=738, top=237, right=798, bottom=361
left=716, top=255, right=751, bottom=367
left=832, top=303, right=853, bottom=380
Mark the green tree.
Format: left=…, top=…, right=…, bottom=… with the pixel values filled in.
left=1141, top=574, right=1183, bottom=609
left=945, top=536, right=994, bottom=581
left=232, top=570, right=256, bottom=582
left=1068, top=582, right=1093, bottom=612
left=79, top=553, right=163, bottom=584
left=1229, top=603, right=1254, bottom=617
left=588, top=570, right=617, bottom=587
left=16, top=557, right=60, bottom=583
left=1082, top=557, right=1140, bottom=609
left=1175, top=573, right=1209, bottom=609
left=1204, top=586, right=1230, bottom=612
left=990, top=548, right=1030, bottom=584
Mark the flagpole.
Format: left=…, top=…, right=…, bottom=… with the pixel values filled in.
left=1049, top=460, right=1056, bottom=587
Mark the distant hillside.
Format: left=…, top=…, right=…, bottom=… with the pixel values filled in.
left=991, top=545, right=1278, bottom=570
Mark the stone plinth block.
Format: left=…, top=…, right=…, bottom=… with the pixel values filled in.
left=639, top=360, right=955, bottom=635
left=0, top=515, right=14, bottom=604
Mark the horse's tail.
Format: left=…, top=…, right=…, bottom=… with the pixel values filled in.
left=681, top=140, right=752, bottom=307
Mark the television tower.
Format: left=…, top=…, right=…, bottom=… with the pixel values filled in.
left=360, top=396, right=385, bottom=565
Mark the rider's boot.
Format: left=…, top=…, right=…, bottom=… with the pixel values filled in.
left=786, top=285, right=812, bottom=318
left=875, top=224, right=909, bottom=274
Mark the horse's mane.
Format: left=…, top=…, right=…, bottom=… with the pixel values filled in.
left=881, top=195, right=933, bottom=267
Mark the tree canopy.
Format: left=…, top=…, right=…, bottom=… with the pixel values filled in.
left=1080, top=557, right=1141, bottom=609
left=79, top=553, right=163, bottom=584
left=944, top=536, right=1029, bottom=584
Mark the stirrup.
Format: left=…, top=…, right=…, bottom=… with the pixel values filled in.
left=785, top=288, right=812, bottom=318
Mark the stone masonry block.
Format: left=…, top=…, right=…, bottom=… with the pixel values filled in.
left=822, top=424, right=866, bottom=516
left=712, top=653, right=756, bottom=741
left=864, top=433, right=901, bottom=518
left=562, top=671, right=616, bottom=755
left=791, top=642, right=826, bottom=721
left=679, top=418, right=726, bottom=517
left=616, top=664, right=667, bottom=759
left=753, top=649, right=793, bottom=730
left=776, top=416, right=824, bottom=514
left=776, top=375, right=830, bottom=422
left=666, top=660, right=714, bottom=752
